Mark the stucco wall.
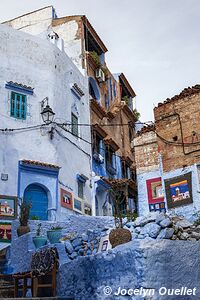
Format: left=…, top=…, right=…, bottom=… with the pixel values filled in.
left=0, top=24, right=92, bottom=220
left=57, top=240, right=200, bottom=300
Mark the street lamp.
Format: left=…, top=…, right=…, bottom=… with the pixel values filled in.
left=40, top=97, right=55, bottom=125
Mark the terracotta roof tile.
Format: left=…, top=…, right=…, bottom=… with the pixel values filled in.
left=136, top=124, right=155, bottom=136
left=21, top=160, right=60, bottom=169
left=155, top=84, right=200, bottom=108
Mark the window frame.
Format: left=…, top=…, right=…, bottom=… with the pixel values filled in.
left=10, top=91, right=27, bottom=120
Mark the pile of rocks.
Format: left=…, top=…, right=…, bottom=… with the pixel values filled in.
left=125, top=212, right=200, bottom=241
left=64, top=228, right=108, bottom=260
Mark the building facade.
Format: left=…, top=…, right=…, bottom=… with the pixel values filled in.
left=3, top=6, right=139, bottom=217
left=134, top=85, right=200, bottom=220
left=0, top=23, right=92, bottom=221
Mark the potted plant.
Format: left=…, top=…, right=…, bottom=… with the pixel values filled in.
left=17, top=199, right=32, bottom=237
left=32, top=223, right=47, bottom=249
left=109, top=189, right=132, bottom=248
left=47, top=226, right=63, bottom=244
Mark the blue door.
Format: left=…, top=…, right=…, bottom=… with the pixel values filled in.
left=24, top=184, right=48, bottom=220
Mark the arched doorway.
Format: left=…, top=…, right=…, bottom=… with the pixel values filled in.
left=24, top=184, right=48, bottom=220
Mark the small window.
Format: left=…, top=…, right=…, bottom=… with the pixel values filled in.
left=78, top=180, right=84, bottom=199
left=10, top=91, right=27, bottom=120
left=71, top=113, right=78, bottom=137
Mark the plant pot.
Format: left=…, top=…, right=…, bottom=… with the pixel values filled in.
left=109, top=228, right=132, bottom=248
left=47, top=230, right=62, bottom=244
left=33, top=236, right=47, bottom=249
left=17, top=225, right=30, bottom=237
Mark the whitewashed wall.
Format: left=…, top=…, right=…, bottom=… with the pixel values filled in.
left=0, top=24, right=92, bottom=220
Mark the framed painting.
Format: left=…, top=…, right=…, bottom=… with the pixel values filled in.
left=0, top=222, right=12, bottom=243
left=73, top=197, right=83, bottom=214
left=164, top=172, right=193, bottom=208
left=97, top=232, right=112, bottom=252
left=0, top=195, right=17, bottom=220
left=60, top=188, right=73, bottom=210
left=146, top=177, right=164, bottom=204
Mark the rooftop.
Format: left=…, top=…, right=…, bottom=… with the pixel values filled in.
left=155, top=84, right=200, bottom=108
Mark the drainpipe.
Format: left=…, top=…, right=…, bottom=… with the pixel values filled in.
left=158, top=153, right=167, bottom=207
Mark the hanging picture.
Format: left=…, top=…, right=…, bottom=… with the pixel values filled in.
left=60, top=189, right=73, bottom=210
left=146, top=177, right=164, bottom=204
left=164, top=172, right=193, bottom=208
left=0, top=195, right=18, bottom=220
left=73, top=197, right=83, bottom=214
left=0, top=222, right=12, bottom=243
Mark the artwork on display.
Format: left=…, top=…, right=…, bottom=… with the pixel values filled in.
left=0, top=222, right=12, bottom=243
left=146, top=177, right=164, bottom=204
left=60, top=188, right=73, bottom=210
left=97, top=232, right=112, bottom=252
left=149, top=202, right=166, bottom=213
left=84, top=202, right=92, bottom=215
left=0, top=195, right=17, bottom=220
left=146, top=178, right=165, bottom=212
left=164, top=172, right=193, bottom=208
left=73, top=197, right=83, bottom=214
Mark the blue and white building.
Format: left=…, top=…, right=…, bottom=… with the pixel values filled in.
left=0, top=23, right=92, bottom=221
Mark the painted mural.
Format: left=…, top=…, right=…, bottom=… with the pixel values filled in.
left=164, top=172, right=193, bottom=208
left=0, top=195, right=17, bottom=220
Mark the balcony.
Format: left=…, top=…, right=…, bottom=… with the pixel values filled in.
left=106, top=163, right=117, bottom=176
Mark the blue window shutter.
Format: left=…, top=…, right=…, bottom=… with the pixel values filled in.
left=10, top=91, right=27, bottom=120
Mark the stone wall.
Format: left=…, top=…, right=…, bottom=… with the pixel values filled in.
left=57, top=239, right=200, bottom=300
left=154, top=85, right=200, bottom=173
left=11, top=215, right=114, bottom=272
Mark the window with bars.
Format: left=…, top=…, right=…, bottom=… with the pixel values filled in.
left=71, top=113, right=78, bottom=137
left=10, top=91, right=27, bottom=120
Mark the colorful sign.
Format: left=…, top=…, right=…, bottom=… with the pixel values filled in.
left=0, top=195, right=17, bottom=220
left=0, top=222, right=12, bottom=243
left=164, top=172, right=193, bottom=208
left=60, top=189, right=73, bottom=210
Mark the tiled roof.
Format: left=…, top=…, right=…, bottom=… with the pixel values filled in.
left=136, top=124, right=155, bottom=136
left=156, top=84, right=200, bottom=108
left=21, top=160, right=60, bottom=169
left=7, top=81, right=33, bottom=91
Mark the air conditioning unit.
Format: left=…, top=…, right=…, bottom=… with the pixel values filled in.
left=95, top=68, right=105, bottom=82
left=121, top=101, right=126, bottom=105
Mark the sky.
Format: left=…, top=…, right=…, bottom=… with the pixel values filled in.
left=0, top=0, right=200, bottom=122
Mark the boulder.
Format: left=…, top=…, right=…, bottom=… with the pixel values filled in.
left=156, top=213, right=167, bottom=224
left=65, top=240, right=74, bottom=255
left=70, top=252, right=78, bottom=260
left=157, top=228, right=174, bottom=239
left=81, top=233, right=88, bottom=242
left=176, top=220, right=192, bottom=229
left=179, top=232, right=189, bottom=240
left=140, top=223, right=161, bottom=238
left=72, top=238, right=82, bottom=248
left=160, top=218, right=172, bottom=228
left=190, top=232, right=200, bottom=240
